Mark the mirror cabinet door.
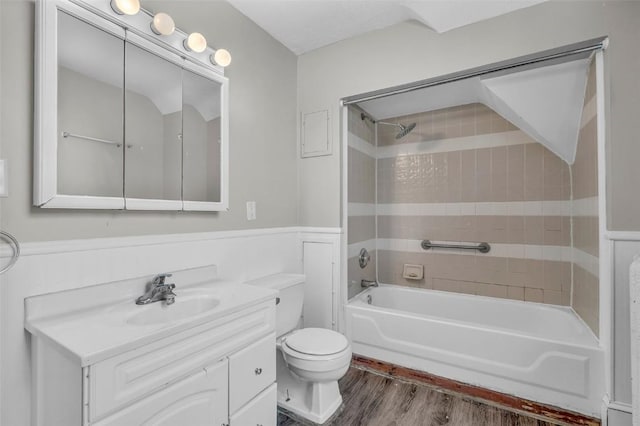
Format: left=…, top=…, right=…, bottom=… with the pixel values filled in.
left=182, top=68, right=223, bottom=205
left=56, top=11, right=124, bottom=198
left=124, top=41, right=183, bottom=208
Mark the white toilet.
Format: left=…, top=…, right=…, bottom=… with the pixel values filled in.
left=247, top=274, right=352, bottom=424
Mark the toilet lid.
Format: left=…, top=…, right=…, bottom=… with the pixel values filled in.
left=284, top=328, right=349, bottom=356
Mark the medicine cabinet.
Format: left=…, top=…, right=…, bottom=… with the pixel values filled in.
left=34, top=0, right=229, bottom=211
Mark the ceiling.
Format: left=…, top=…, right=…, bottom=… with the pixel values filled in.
left=226, top=0, right=547, bottom=55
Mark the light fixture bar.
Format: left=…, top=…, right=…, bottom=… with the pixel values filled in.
left=97, top=0, right=229, bottom=74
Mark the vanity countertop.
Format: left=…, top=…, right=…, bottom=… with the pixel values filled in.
left=25, top=275, right=277, bottom=366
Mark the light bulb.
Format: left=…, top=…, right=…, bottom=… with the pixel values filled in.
left=211, top=49, right=232, bottom=67
left=110, top=0, right=140, bottom=15
left=150, top=13, right=175, bottom=36
left=183, top=32, right=207, bottom=53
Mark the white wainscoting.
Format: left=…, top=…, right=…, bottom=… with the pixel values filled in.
left=0, top=226, right=341, bottom=426
left=605, top=232, right=640, bottom=426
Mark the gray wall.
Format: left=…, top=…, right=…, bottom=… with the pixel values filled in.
left=0, top=0, right=298, bottom=242
left=297, top=0, right=640, bottom=231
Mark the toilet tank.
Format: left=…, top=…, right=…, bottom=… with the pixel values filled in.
left=245, top=274, right=305, bottom=337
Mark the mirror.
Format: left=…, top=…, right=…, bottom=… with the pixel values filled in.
left=34, top=0, right=229, bottom=211
left=124, top=42, right=182, bottom=206
left=182, top=68, right=222, bottom=203
left=57, top=11, right=124, bottom=199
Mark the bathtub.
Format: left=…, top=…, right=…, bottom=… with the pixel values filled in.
left=345, top=285, right=605, bottom=417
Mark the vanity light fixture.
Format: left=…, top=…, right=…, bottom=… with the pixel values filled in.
left=106, top=0, right=228, bottom=67
left=183, top=32, right=207, bottom=53
left=150, top=12, right=175, bottom=36
left=110, top=0, right=140, bottom=16
left=211, top=49, right=232, bottom=67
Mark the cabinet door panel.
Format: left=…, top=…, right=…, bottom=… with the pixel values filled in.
left=229, top=333, right=276, bottom=413
left=230, top=383, right=277, bottom=426
left=93, top=359, right=228, bottom=426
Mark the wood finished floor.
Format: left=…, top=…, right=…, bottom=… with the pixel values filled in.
left=278, top=367, right=560, bottom=426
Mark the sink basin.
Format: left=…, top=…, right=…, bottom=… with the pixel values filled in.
left=127, top=295, right=220, bottom=325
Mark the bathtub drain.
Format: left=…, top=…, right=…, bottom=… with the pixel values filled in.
left=367, top=295, right=372, bottom=305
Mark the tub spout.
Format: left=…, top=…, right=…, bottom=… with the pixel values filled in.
left=361, top=279, right=378, bottom=288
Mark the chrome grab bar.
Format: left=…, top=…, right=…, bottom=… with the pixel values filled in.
left=421, top=240, right=490, bottom=254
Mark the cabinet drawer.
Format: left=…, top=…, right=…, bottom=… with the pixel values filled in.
left=229, top=333, right=276, bottom=413
left=90, top=302, right=274, bottom=421
left=93, top=359, right=228, bottom=426
left=230, top=383, right=277, bottom=426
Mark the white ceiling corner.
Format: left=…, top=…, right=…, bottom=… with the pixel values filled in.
left=403, top=1, right=546, bottom=34
left=226, top=0, right=548, bottom=55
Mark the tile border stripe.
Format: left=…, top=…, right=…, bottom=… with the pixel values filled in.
left=348, top=239, right=599, bottom=276
left=347, top=199, right=598, bottom=217
left=347, top=130, right=536, bottom=159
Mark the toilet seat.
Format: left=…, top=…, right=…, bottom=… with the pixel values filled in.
left=283, top=328, right=349, bottom=356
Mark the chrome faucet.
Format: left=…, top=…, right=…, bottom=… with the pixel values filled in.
left=136, top=273, right=176, bottom=305
left=361, top=279, right=378, bottom=288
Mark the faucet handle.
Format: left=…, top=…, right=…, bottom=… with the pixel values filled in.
left=164, top=291, right=176, bottom=305
left=152, top=273, right=173, bottom=286
left=361, top=279, right=378, bottom=288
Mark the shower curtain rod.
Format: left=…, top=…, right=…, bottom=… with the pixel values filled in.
left=342, top=36, right=608, bottom=106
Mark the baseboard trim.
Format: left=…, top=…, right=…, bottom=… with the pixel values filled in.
left=351, top=355, right=600, bottom=426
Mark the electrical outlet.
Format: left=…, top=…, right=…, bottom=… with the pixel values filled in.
left=246, top=201, right=256, bottom=220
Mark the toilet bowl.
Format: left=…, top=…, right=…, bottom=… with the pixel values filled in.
left=281, top=328, right=351, bottom=382
left=245, top=274, right=352, bottom=424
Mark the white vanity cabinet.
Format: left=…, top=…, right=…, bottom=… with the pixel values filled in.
left=26, top=275, right=278, bottom=426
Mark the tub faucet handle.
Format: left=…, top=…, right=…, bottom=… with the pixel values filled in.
left=361, top=279, right=378, bottom=288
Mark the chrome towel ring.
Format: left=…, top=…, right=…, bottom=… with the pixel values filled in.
left=0, top=231, right=20, bottom=274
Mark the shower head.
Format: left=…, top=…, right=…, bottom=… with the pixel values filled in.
left=378, top=120, right=417, bottom=140
left=395, top=122, right=416, bottom=139
left=360, top=112, right=417, bottom=140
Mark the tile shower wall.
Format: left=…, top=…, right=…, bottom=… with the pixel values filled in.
left=347, top=107, right=376, bottom=299
left=571, top=61, right=600, bottom=335
left=374, top=103, right=574, bottom=305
